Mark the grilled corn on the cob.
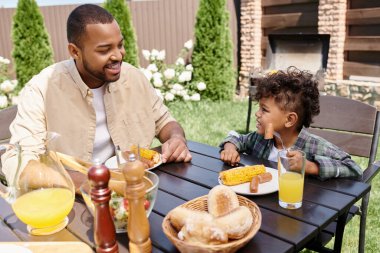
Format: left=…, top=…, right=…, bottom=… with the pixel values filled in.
left=219, top=165, right=266, bottom=186
left=130, top=145, right=159, bottom=162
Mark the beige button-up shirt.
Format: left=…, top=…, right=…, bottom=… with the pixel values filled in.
left=2, top=59, right=175, bottom=183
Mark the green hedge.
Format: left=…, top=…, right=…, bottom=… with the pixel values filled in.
left=12, top=0, right=54, bottom=90
left=191, top=0, right=236, bottom=101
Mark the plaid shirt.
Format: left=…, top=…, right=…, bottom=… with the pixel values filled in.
left=220, top=128, right=362, bottom=180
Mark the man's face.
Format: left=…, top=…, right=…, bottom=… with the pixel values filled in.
left=255, top=97, right=288, bottom=135
left=74, top=20, right=125, bottom=88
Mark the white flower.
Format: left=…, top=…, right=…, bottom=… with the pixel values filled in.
left=0, top=56, right=10, bottom=65
left=0, top=95, right=8, bottom=108
left=191, top=93, right=201, bottom=101
left=163, top=68, right=175, bottom=79
left=183, top=94, right=190, bottom=101
left=185, top=64, right=193, bottom=71
left=184, top=40, right=193, bottom=50
left=175, top=57, right=185, bottom=66
left=152, top=72, right=163, bottom=80
left=178, top=71, right=192, bottom=83
left=153, top=77, right=163, bottom=88
left=157, top=50, right=166, bottom=61
left=170, top=88, right=177, bottom=95
left=141, top=69, right=153, bottom=81
left=0, top=80, right=17, bottom=93
left=173, top=83, right=184, bottom=91
left=165, top=92, right=175, bottom=101
left=150, top=49, right=159, bottom=60
left=147, top=64, right=158, bottom=73
left=180, top=89, right=188, bottom=96
left=142, top=50, right=151, bottom=61
left=155, top=89, right=163, bottom=100
left=197, top=82, right=206, bottom=91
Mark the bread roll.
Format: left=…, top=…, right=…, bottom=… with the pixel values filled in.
left=168, top=206, right=213, bottom=231
left=178, top=216, right=228, bottom=245
left=208, top=185, right=239, bottom=217
left=215, top=206, right=253, bottom=239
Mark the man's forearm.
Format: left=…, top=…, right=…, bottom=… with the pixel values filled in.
left=158, top=121, right=186, bottom=143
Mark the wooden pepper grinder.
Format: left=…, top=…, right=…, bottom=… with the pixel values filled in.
left=122, top=153, right=152, bottom=253
left=88, top=160, right=119, bottom=253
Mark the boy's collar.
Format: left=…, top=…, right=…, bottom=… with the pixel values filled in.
left=293, top=128, right=308, bottom=149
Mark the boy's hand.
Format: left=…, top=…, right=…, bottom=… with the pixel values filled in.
left=286, top=150, right=319, bottom=175
left=220, top=142, right=240, bottom=166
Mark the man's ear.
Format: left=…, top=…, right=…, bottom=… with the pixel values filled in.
left=285, top=112, right=298, bottom=128
left=68, top=43, right=80, bottom=60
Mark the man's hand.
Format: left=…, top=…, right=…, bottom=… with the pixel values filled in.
left=161, top=135, right=192, bottom=163
left=220, top=142, right=240, bottom=166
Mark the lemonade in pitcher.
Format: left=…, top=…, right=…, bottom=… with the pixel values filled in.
left=0, top=131, right=75, bottom=235
left=12, top=188, right=74, bottom=229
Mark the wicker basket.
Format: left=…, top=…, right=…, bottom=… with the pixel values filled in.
left=162, top=195, right=262, bottom=253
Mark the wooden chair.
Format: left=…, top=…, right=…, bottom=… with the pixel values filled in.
left=0, top=105, right=17, bottom=144
left=305, top=95, right=380, bottom=253
left=0, top=105, right=17, bottom=185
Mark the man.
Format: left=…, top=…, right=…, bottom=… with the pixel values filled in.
left=1, top=4, right=191, bottom=188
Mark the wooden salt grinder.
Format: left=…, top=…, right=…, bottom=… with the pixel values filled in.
left=88, top=161, right=119, bottom=253
left=122, top=154, right=152, bottom=253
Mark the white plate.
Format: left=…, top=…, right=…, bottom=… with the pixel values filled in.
left=105, top=155, right=162, bottom=170
left=218, top=167, right=279, bottom=196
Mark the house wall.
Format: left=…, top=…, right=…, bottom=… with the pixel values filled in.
left=240, top=0, right=380, bottom=107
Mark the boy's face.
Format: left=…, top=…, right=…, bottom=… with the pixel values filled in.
left=255, top=97, right=288, bottom=135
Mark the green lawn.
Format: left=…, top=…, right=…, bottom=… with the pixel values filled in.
left=163, top=100, right=380, bottom=253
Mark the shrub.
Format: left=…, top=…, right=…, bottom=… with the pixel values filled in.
left=11, top=0, right=54, bottom=90
left=140, top=40, right=207, bottom=103
left=104, top=0, right=139, bottom=67
left=191, top=0, right=236, bottom=101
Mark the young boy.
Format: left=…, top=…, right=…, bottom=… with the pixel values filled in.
left=220, top=67, right=362, bottom=180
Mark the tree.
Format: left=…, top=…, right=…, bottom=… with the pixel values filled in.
left=104, top=0, right=139, bottom=67
left=191, top=0, right=236, bottom=101
left=12, top=0, right=54, bottom=90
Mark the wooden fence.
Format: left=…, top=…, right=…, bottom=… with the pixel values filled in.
left=345, top=0, right=380, bottom=77
left=0, top=0, right=238, bottom=69
left=0, top=0, right=378, bottom=80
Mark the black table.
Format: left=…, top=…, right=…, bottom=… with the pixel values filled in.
left=0, top=141, right=372, bottom=253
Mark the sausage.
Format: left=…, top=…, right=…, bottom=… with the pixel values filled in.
left=258, top=172, right=272, bottom=184
left=250, top=176, right=259, bottom=193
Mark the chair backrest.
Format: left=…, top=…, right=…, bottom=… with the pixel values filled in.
left=0, top=105, right=17, bottom=143
left=308, top=95, right=380, bottom=168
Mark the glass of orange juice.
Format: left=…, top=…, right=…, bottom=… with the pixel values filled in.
left=277, top=149, right=306, bottom=209
left=1, top=132, right=75, bottom=235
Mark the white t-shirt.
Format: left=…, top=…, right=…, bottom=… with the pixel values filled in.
left=91, top=85, right=114, bottom=163
left=268, top=145, right=280, bottom=163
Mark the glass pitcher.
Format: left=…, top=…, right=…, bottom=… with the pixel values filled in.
left=0, top=131, right=75, bottom=235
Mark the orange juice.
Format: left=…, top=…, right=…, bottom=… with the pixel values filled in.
left=12, top=188, right=74, bottom=228
left=279, top=172, right=304, bottom=203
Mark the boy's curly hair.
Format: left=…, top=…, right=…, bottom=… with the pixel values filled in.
left=254, top=66, right=320, bottom=131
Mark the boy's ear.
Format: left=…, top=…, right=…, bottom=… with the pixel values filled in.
left=68, top=43, right=81, bottom=60
left=285, top=112, right=298, bottom=128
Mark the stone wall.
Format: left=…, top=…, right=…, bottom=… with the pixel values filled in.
left=323, top=80, right=380, bottom=110
left=318, top=0, right=347, bottom=80
left=239, top=0, right=262, bottom=97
